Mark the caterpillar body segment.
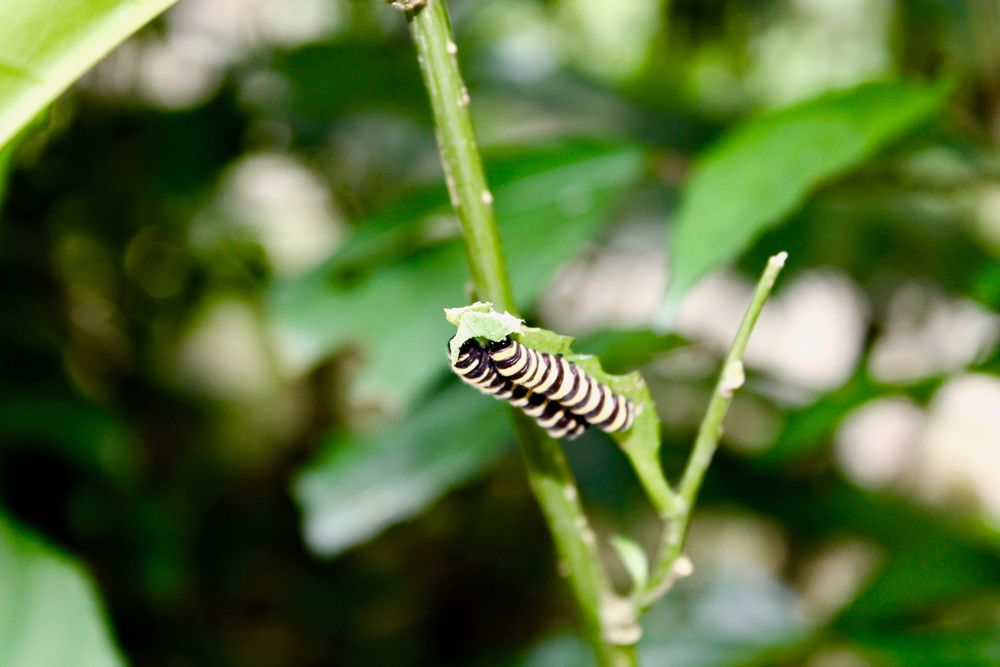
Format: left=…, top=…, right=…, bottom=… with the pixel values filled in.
left=487, top=338, right=635, bottom=433
left=451, top=340, right=586, bottom=439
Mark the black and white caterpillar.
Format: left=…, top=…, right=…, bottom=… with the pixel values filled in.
left=449, top=336, right=634, bottom=439
left=451, top=339, right=587, bottom=439
left=487, top=338, right=634, bottom=433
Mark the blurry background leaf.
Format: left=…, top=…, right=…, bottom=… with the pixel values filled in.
left=576, top=330, right=686, bottom=375
left=0, top=511, right=123, bottom=667
left=293, top=383, right=510, bottom=556
left=0, top=390, right=130, bottom=473
left=846, top=630, right=1000, bottom=667
left=269, top=143, right=645, bottom=409
left=0, top=0, right=178, bottom=149
left=0, top=143, right=14, bottom=209
left=663, top=80, right=953, bottom=316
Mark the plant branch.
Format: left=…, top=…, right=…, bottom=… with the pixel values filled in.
left=641, top=252, right=787, bottom=609
left=397, top=2, right=635, bottom=663
left=402, top=0, right=512, bottom=311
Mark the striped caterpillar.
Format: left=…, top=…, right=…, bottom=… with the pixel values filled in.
left=451, top=339, right=587, bottom=439
left=449, top=336, right=634, bottom=439
left=488, top=338, right=634, bottom=433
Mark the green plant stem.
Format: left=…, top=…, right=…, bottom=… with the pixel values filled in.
left=511, top=413, right=639, bottom=666
left=641, top=252, right=787, bottom=609
left=404, top=0, right=512, bottom=311
left=399, top=2, right=636, bottom=664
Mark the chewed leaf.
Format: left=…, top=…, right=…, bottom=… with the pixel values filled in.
left=570, top=350, right=675, bottom=514
left=445, top=302, right=523, bottom=362
left=517, top=325, right=575, bottom=357
left=447, top=304, right=676, bottom=514
left=444, top=301, right=494, bottom=325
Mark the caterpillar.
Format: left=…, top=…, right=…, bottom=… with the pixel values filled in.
left=487, top=338, right=634, bottom=433
left=451, top=339, right=587, bottom=440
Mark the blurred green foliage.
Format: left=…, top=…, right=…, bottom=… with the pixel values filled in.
left=2, top=0, right=1000, bottom=666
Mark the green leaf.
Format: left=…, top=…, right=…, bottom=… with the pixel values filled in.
left=0, top=390, right=132, bottom=475
left=663, top=79, right=953, bottom=317
left=575, top=329, right=686, bottom=375
left=269, top=143, right=645, bottom=409
left=0, top=141, right=15, bottom=210
left=0, top=0, right=178, bottom=150
left=610, top=535, right=649, bottom=595
left=755, top=372, right=879, bottom=467
left=0, top=511, right=124, bottom=667
left=293, top=383, right=511, bottom=556
left=846, top=630, right=1000, bottom=667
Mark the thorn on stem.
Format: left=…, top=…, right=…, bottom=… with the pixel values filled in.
left=674, top=555, right=694, bottom=577
left=719, top=360, right=745, bottom=398
left=390, top=0, right=428, bottom=12
left=642, top=554, right=695, bottom=607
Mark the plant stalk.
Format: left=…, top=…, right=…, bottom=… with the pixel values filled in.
left=398, top=1, right=636, bottom=663
left=641, top=252, right=787, bottom=609
left=403, top=0, right=512, bottom=311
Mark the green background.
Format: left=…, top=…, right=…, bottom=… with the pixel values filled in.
left=2, top=0, right=1000, bottom=665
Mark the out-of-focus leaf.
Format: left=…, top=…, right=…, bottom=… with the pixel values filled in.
left=972, top=262, right=1000, bottom=310
left=663, top=80, right=953, bottom=317
left=0, top=0, right=178, bottom=150
left=293, top=383, right=510, bottom=556
left=731, top=472, right=1000, bottom=624
left=271, top=43, right=428, bottom=121
left=0, top=142, right=15, bottom=208
left=0, top=391, right=131, bottom=473
left=576, top=329, right=686, bottom=375
left=838, top=530, right=1000, bottom=627
left=754, top=372, right=878, bottom=466
left=269, top=143, right=645, bottom=410
left=0, top=111, right=49, bottom=211
left=846, top=629, right=1000, bottom=667
left=0, top=511, right=124, bottom=667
